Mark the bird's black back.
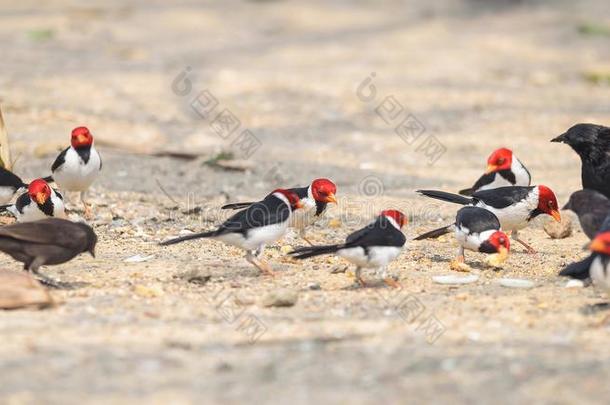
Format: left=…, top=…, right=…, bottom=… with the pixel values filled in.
left=0, top=218, right=96, bottom=252
left=472, top=186, right=535, bottom=209
left=0, top=167, right=26, bottom=189
left=455, top=206, right=501, bottom=234
left=564, top=189, right=610, bottom=239
left=344, top=216, right=406, bottom=248
left=216, top=193, right=290, bottom=236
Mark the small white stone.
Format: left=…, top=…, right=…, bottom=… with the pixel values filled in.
left=124, top=254, right=155, bottom=263
left=432, top=275, right=479, bottom=285
left=497, top=278, right=535, bottom=289
left=565, top=279, right=585, bottom=288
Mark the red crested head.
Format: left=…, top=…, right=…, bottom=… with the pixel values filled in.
left=537, top=185, right=561, bottom=222
left=381, top=209, right=407, bottom=228
left=486, top=148, right=513, bottom=173
left=311, top=178, right=337, bottom=204
left=488, top=231, right=510, bottom=253
left=28, top=179, right=52, bottom=205
left=590, top=232, right=610, bottom=256
left=273, top=189, right=303, bottom=211
left=71, top=126, right=94, bottom=149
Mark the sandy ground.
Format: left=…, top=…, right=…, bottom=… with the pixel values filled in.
left=1, top=0, right=610, bottom=403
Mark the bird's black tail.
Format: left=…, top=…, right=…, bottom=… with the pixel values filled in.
left=221, top=202, right=255, bottom=210
left=42, top=176, right=54, bottom=183
left=160, top=230, right=218, bottom=246
left=417, top=190, right=473, bottom=206
left=458, top=187, right=474, bottom=196
left=290, top=244, right=344, bottom=260
left=559, top=255, right=594, bottom=280
left=414, top=225, right=453, bottom=240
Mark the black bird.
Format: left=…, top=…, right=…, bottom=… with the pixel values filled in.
left=563, top=189, right=610, bottom=240
left=0, top=218, right=97, bottom=288
left=552, top=123, right=610, bottom=199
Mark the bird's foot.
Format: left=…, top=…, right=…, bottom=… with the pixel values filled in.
left=301, top=236, right=315, bottom=246
left=513, top=235, right=537, bottom=254
left=83, top=204, right=94, bottom=220
left=34, top=274, right=73, bottom=289
left=253, top=259, right=277, bottom=277
left=383, top=277, right=402, bottom=289
left=450, top=258, right=472, bottom=272
left=356, top=276, right=368, bottom=288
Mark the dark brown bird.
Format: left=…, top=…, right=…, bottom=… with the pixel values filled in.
left=0, top=218, right=97, bottom=288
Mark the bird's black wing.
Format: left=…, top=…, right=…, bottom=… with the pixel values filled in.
left=345, top=216, right=406, bottom=248
left=460, top=172, right=497, bottom=196
left=0, top=167, right=26, bottom=189
left=0, top=218, right=89, bottom=250
left=222, top=185, right=309, bottom=211
left=455, top=206, right=501, bottom=234
left=472, top=186, right=534, bottom=209
left=51, top=147, right=70, bottom=172
left=216, top=194, right=290, bottom=236
left=498, top=169, right=517, bottom=185
left=14, top=192, right=31, bottom=214
left=559, top=254, right=595, bottom=280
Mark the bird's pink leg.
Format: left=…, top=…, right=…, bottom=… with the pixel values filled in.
left=246, top=252, right=276, bottom=277
left=512, top=230, right=537, bottom=254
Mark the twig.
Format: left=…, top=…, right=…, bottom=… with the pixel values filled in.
left=0, top=104, right=12, bottom=170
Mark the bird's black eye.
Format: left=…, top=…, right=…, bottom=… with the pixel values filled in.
left=498, top=158, right=505, bottom=164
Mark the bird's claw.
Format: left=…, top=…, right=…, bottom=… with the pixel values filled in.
left=383, top=277, right=402, bottom=289
left=450, top=259, right=472, bottom=272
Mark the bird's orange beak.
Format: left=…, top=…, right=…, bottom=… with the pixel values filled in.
left=485, top=164, right=499, bottom=174
left=35, top=192, right=47, bottom=205
left=77, top=134, right=88, bottom=144
left=550, top=210, right=562, bottom=222
left=590, top=238, right=606, bottom=254
left=295, top=200, right=304, bottom=209
left=326, top=193, right=337, bottom=204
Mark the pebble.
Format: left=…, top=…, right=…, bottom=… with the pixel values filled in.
left=307, top=282, right=321, bottom=291
left=543, top=213, right=572, bottom=239
left=432, top=275, right=479, bottom=285
left=262, top=289, right=298, bottom=307
left=174, top=269, right=212, bottom=285
left=0, top=270, right=55, bottom=310
left=124, top=254, right=155, bottom=263
left=565, top=279, right=585, bottom=288
left=497, top=278, right=535, bottom=289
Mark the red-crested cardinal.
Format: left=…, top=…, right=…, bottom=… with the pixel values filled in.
left=290, top=210, right=407, bottom=288
left=222, top=178, right=337, bottom=245
left=460, top=148, right=531, bottom=196
left=415, top=206, right=510, bottom=271
left=161, top=189, right=304, bottom=276
left=418, top=185, right=560, bottom=254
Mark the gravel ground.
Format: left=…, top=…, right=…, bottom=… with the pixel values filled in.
left=1, top=0, right=610, bottom=404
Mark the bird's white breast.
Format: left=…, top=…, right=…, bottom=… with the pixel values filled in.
left=512, top=159, right=531, bottom=186
left=289, top=196, right=320, bottom=230
left=216, top=221, right=290, bottom=251
left=590, top=256, right=610, bottom=295
left=0, top=186, right=17, bottom=204
left=53, top=146, right=101, bottom=192
left=455, top=226, right=496, bottom=252
left=477, top=189, right=538, bottom=232
left=338, top=246, right=403, bottom=269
